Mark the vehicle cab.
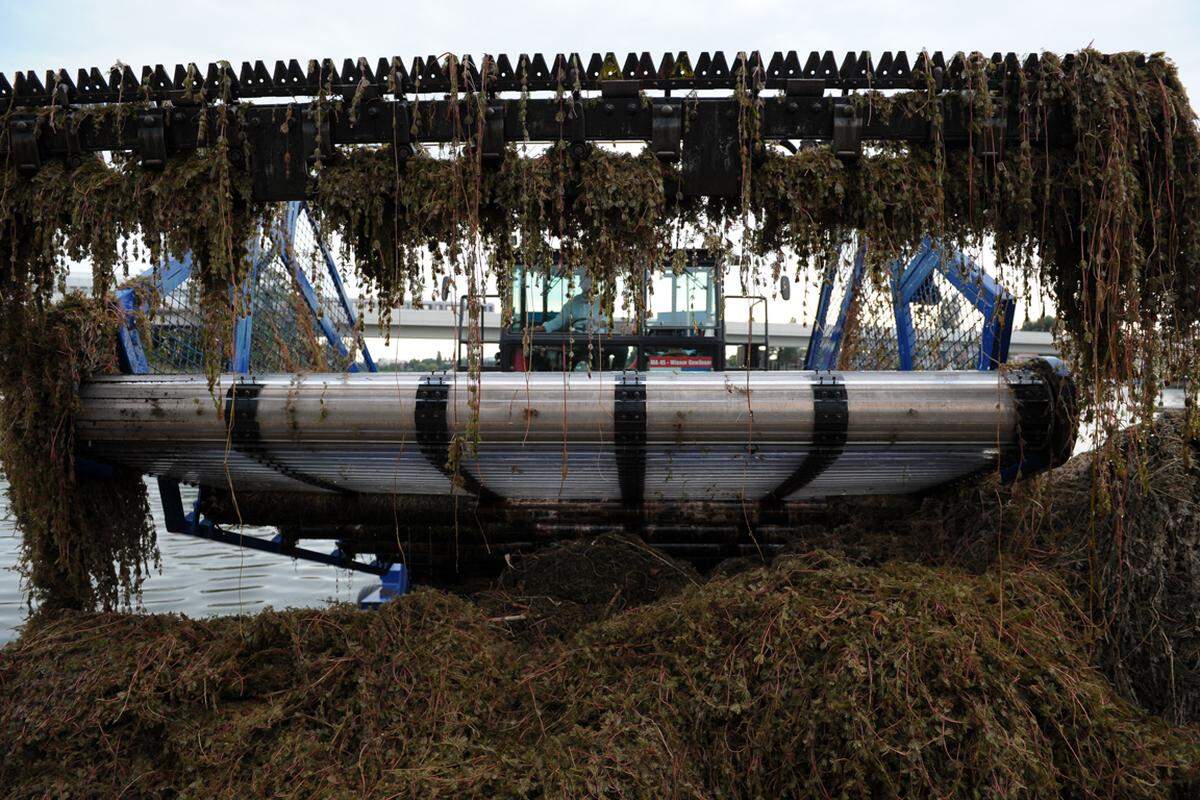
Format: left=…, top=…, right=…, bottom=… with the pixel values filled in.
left=498, top=250, right=727, bottom=372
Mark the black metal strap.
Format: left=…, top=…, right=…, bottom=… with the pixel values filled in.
left=614, top=374, right=647, bottom=506
left=224, top=383, right=349, bottom=494
left=763, top=371, right=848, bottom=502
left=415, top=375, right=498, bottom=500
left=1000, top=357, right=1077, bottom=480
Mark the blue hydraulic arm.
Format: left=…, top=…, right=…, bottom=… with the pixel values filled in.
left=805, top=242, right=867, bottom=370
left=891, top=237, right=1015, bottom=370
left=156, top=477, right=390, bottom=577
left=808, top=236, right=1015, bottom=372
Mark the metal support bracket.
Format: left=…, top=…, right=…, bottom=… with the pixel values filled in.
left=973, top=115, right=1007, bottom=160
left=812, top=371, right=850, bottom=450
left=554, top=93, right=588, bottom=160
left=136, top=109, right=167, bottom=168
left=614, top=373, right=647, bottom=506
left=302, top=108, right=332, bottom=166
left=785, top=78, right=825, bottom=97
left=247, top=104, right=308, bottom=201
left=8, top=115, right=41, bottom=175
left=651, top=102, right=682, bottom=163
left=393, top=100, right=412, bottom=157
left=831, top=100, right=862, bottom=158
left=600, top=79, right=640, bottom=98
left=482, top=103, right=505, bottom=163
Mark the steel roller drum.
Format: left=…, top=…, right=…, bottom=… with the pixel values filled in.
left=76, top=363, right=1076, bottom=503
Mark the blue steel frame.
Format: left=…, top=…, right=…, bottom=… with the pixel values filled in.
left=113, top=201, right=391, bottom=580
left=805, top=237, right=1015, bottom=371
left=118, top=202, right=376, bottom=375
left=114, top=254, right=193, bottom=375
left=267, top=202, right=378, bottom=373
left=804, top=242, right=867, bottom=370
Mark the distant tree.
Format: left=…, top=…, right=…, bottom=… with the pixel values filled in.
left=1021, top=314, right=1056, bottom=332
left=774, top=346, right=803, bottom=369
left=377, top=354, right=454, bottom=372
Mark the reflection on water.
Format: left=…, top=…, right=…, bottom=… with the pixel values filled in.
left=0, top=477, right=366, bottom=643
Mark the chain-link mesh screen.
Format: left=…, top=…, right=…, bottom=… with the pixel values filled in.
left=812, top=241, right=995, bottom=371
left=131, top=204, right=358, bottom=375
left=247, top=249, right=323, bottom=373
left=285, top=209, right=357, bottom=372
left=907, top=267, right=984, bottom=370
left=142, top=277, right=207, bottom=374
left=838, top=271, right=901, bottom=370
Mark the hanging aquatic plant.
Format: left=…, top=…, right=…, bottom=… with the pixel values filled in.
left=0, top=79, right=268, bottom=609
left=0, top=49, right=1197, bottom=612
left=0, top=297, right=156, bottom=610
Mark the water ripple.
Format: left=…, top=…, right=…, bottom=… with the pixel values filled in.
left=0, top=477, right=366, bottom=642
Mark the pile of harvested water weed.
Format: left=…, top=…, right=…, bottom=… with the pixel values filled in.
left=1, top=552, right=1196, bottom=798
left=476, top=532, right=700, bottom=640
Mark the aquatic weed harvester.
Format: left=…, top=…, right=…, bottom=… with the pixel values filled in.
left=6, top=48, right=1198, bottom=608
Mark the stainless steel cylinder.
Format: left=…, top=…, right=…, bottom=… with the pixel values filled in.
left=77, top=364, right=1074, bottom=503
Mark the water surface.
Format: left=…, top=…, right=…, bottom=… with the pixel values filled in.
left=0, top=477, right=367, bottom=643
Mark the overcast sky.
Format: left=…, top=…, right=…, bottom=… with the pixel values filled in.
left=4, top=0, right=1199, bottom=97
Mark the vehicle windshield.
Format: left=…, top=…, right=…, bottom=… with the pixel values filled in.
left=512, top=258, right=719, bottom=336
left=646, top=264, right=718, bottom=334
left=512, top=267, right=633, bottom=334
